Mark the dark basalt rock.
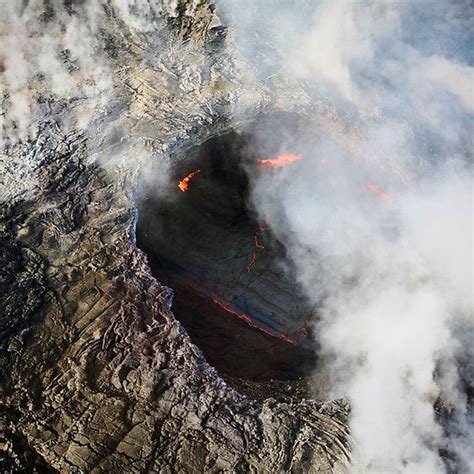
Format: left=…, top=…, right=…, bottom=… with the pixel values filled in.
left=0, top=1, right=353, bottom=471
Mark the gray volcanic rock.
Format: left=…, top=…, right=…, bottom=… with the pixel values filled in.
left=1, top=1, right=353, bottom=472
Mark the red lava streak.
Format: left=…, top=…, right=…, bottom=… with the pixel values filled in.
left=257, top=153, right=302, bottom=169
left=212, top=298, right=296, bottom=345
left=246, top=252, right=258, bottom=273
left=178, top=169, right=201, bottom=192
left=254, top=235, right=264, bottom=249
left=367, top=183, right=391, bottom=203
left=246, top=223, right=268, bottom=272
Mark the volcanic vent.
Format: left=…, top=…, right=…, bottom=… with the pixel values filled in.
left=137, top=119, right=318, bottom=390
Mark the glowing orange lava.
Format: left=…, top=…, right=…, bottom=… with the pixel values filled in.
left=212, top=297, right=296, bottom=345
left=257, top=153, right=302, bottom=169
left=178, top=169, right=201, bottom=192
left=367, top=183, right=391, bottom=203
left=254, top=234, right=265, bottom=249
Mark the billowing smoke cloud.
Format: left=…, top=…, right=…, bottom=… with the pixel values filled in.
left=220, top=0, right=473, bottom=472
left=0, top=0, right=166, bottom=203
left=0, top=0, right=112, bottom=204
left=0, top=1, right=113, bottom=143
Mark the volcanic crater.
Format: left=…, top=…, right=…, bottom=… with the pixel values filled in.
left=137, top=118, right=319, bottom=393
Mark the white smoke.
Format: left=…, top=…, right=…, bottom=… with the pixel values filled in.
left=0, top=1, right=114, bottom=144
left=220, top=0, right=473, bottom=472
left=0, top=0, right=114, bottom=204
left=0, top=0, right=166, bottom=203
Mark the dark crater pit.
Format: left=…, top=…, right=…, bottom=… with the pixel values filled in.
left=137, top=117, right=319, bottom=395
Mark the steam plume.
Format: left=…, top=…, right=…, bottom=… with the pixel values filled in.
left=220, top=0, right=473, bottom=471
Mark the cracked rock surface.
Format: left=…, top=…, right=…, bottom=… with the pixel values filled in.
left=1, top=1, right=353, bottom=472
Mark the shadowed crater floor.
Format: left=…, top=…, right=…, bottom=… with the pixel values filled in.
left=137, top=118, right=320, bottom=395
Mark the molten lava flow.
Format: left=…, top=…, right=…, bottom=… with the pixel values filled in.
left=254, top=234, right=265, bottom=249
left=246, top=252, right=258, bottom=273
left=257, top=153, right=302, bottom=169
left=245, top=223, right=269, bottom=272
left=367, top=183, right=391, bottom=204
left=212, top=297, right=296, bottom=345
left=178, top=169, right=201, bottom=192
